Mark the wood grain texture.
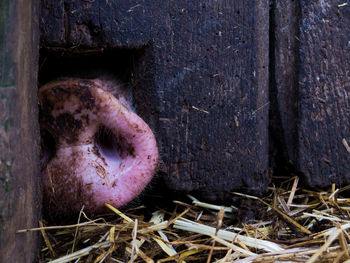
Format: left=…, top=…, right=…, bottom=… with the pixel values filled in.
left=0, top=0, right=40, bottom=262
left=271, top=0, right=300, bottom=169
left=40, top=0, right=270, bottom=200
left=297, top=1, right=350, bottom=186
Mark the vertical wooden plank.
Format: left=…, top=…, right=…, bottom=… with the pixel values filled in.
left=272, top=0, right=301, bottom=169
left=0, top=0, right=40, bottom=262
left=297, top=1, right=350, bottom=186
left=142, top=0, right=270, bottom=199
left=40, top=0, right=270, bottom=200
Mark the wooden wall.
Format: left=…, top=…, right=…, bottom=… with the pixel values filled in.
left=40, top=0, right=270, bottom=200
left=0, top=0, right=40, bottom=262
left=39, top=0, right=350, bottom=197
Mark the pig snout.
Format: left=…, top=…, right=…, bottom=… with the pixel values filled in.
left=39, top=78, right=158, bottom=215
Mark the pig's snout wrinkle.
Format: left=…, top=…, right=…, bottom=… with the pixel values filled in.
left=39, top=78, right=158, bottom=216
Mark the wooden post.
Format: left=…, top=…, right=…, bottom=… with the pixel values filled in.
left=297, top=1, right=350, bottom=186
left=274, top=0, right=350, bottom=187
left=271, top=0, right=300, bottom=169
left=0, top=0, right=40, bottom=262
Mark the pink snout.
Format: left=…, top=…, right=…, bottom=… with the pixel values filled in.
left=39, top=78, right=158, bottom=215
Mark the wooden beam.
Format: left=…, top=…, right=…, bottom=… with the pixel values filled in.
left=0, top=0, right=40, bottom=262
left=274, top=0, right=350, bottom=187
left=297, top=1, right=350, bottom=186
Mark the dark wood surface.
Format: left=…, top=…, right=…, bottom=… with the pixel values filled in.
left=0, top=0, right=40, bottom=262
left=274, top=1, right=350, bottom=187
left=40, top=0, right=270, bottom=200
left=297, top=1, right=350, bottom=186
left=271, top=0, right=301, bottom=170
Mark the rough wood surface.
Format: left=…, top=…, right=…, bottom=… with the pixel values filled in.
left=271, top=0, right=300, bottom=169
left=40, top=0, right=270, bottom=200
left=0, top=0, right=40, bottom=262
left=297, top=1, right=350, bottom=186
left=273, top=1, right=350, bottom=187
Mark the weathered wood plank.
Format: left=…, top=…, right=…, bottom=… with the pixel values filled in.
left=0, top=0, right=40, bottom=262
left=297, top=1, right=350, bottom=186
left=40, top=0, right=270, bottom=200
left=271, top=1, right=301, bottom=170
left=274, top=1, right=350, bottom=187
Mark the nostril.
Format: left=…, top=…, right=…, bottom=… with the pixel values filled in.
left=40, top=129, right=57, bottom=169
left=94, top=125, right=135, bottom=159
left=94, top=126, right=118, bottom=158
